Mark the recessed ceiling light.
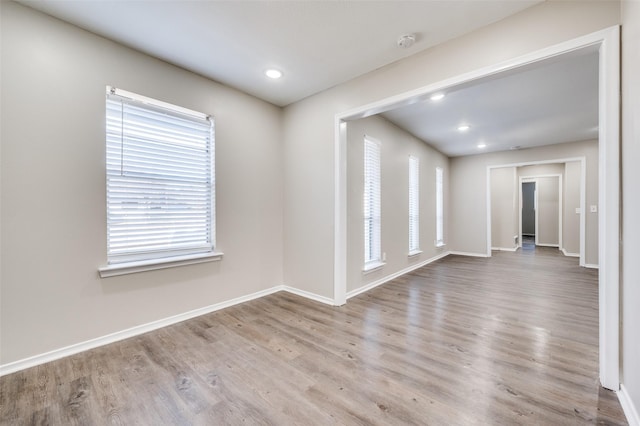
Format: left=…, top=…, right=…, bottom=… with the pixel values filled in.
left=265, top=69, right=283, bottom=79
left=457, top=124, right=470, bottom=132
left=430, top=93, right=445, bottom=101
left=477, top=143, right=486, bottom=149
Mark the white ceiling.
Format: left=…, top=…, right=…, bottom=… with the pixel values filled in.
left=19, top=0, right=540, bottom=107
left=381, top=48, right=600, bottom=157
left=18, top=0, right=597, bottom=158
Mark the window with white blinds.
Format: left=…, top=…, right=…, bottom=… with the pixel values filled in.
left=364, top=136, right=382, bottom=269
left=408, top=156, right=420, bottom=254
left=436, top=166, right=444, bottom=246
left=105, top=87, right=215, bottom=265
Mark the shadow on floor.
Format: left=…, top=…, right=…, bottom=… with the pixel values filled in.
left=522, top=235, right=535, bottom=251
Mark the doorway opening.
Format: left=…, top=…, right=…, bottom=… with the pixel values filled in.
left=489, top=164, right=569, bottom=256
left=522, top=181, right=536, bottom=250
left=335, top=27, right=620, bottom=390
left=518, top=174, right=563, bottom=252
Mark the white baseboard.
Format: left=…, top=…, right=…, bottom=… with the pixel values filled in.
left=281, top=286, right=335, bottom=306
left=449, top=251, right=490, bottom=258
left=491, top=246, right=519, bottom=252
left=561, top=248, right=580, bottom=257
left=346, top=251, right=450, bottom=299
left=584, top=263, right=600, bottom=269
left=0, top=285, right=284, bottom=377
left=536, top=243, right=560, bottom=247
left=619, top=384, right=640, bottom=426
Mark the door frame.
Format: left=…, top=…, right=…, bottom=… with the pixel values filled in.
left=334, top=27, right=619, bottom=390
left=519, top=174, right=563, bottom=249
left=488, top=160, right=584, bottom=266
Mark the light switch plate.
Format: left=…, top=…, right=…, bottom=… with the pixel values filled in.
left=590, top=205, right=598, bottom=213
left=575, top=208, right=581, bottom=214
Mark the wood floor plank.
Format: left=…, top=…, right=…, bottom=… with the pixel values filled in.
left=0, top=247, right=628, bottom=425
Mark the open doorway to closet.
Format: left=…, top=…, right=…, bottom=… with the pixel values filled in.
left=521, top=181, right=536, bottom=249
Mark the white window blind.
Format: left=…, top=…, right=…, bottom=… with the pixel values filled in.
left=408, top=156, right=420, bottom=253
left=105, top=87, right=215, bottom=265
left=436, top=166, right=444, bottom=246
left=364, top=136, right=382, bottom=268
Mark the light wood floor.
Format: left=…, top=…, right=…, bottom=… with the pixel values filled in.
left=0, top=248, right=628, bottom=425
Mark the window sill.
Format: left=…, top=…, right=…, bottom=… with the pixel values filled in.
left=435, top=242, right=446, bottom=248
left=363, top=261, right=386, bottom=275
left=99, top=251, right=224, bottom=278
left=408, top=250, right=423, bottom=257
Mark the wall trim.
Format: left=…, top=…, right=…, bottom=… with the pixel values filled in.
left=561, top=248, right=580, bottom=258
left=597, top=25, right=621, bottom=391
left=584, top=263, right=600, bottom=269
left=282, top=286, right=336, bottom=306
left=0, top=283, right=340, bottom=376
left=618, top=384, right=640, bottom=426
left=491, top=246, right=519, bottom=252
left=0, top=285, right=286, bottom=376
left=449, top=251, right=490, bottom=258
left=536, top=243, right=560, bottom=248
left=346, top=251, right=450, bottom=299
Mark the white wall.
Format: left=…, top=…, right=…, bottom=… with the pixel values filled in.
left=621, top=0, right=640, bottom=421
left=450, top=140, right=599, bottom=265
left=346, top=115, right=448, bottom=294
left=0, top=2, right=284, bottom=365
left=283, top=1, right=619, bottom=299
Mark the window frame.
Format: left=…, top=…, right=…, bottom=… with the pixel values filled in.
left=408, top=155, right=421, bottom=256
left=99, top=87, right=222, bottom=278
left=363, top=136, right=384, bottom=271
left=435, top=166, right=445, bottom=247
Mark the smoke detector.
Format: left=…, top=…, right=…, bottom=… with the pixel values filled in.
left=397, top=34, right=416, bottom=49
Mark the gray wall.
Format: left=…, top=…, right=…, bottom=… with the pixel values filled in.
left=0, top=2, right=284, bottom=364
left=490, top=167, right=517, bottom=250
left=563, top=161, right=582, bottom=255
left=621, top=0, right=640, bottom=417
left=346, top=115, right=448, bottom=294
left=535, top=176, right=561, bottom=246
left=450, top=140, right=599, bottom=265
left=283, top=1, right=618, bottom=299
